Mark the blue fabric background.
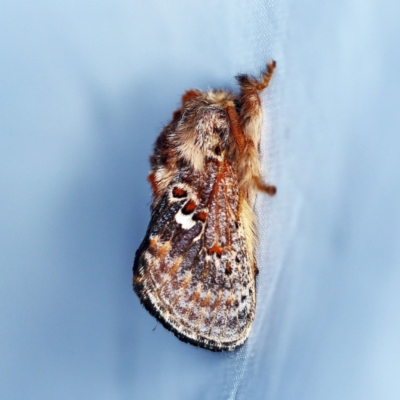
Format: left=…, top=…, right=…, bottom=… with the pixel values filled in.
left=1, top=0, right=400, bottom=399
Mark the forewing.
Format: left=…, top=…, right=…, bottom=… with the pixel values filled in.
left=133, top=160, right=255, bottom=351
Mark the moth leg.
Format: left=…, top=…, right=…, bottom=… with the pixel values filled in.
left=253, top=175, right=277, bottom=196
left=255, top=60, right=276, bottom=92
left=237, top=60, right=276, bottom=94
left=236, top=60, right=276, bottom=143
left=236, top=61, right=277, bottom=200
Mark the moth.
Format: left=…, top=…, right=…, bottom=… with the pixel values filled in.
left=133, top=61, right=276, bottom=351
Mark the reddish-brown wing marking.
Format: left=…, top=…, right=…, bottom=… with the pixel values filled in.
left=134, top=159, right=255, bottom=351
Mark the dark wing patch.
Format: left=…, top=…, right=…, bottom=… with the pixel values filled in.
left=133, top=160, right=255, bottom=351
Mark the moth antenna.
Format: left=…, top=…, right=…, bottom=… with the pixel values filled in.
left=226, top=104, right=246, bottom=154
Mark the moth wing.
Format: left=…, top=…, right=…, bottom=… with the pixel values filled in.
left=133, top=161, right=255, bottom=351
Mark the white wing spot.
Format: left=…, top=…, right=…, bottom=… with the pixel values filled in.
left=175, top=211, right=196, bottom=230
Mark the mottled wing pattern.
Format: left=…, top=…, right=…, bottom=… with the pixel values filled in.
left=133, top=159, right=255, bottom=351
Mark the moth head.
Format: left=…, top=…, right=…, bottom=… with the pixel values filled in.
left=174, top=90, right=237, bottom=171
